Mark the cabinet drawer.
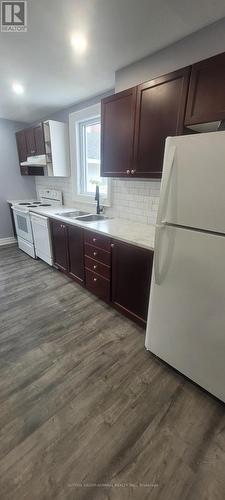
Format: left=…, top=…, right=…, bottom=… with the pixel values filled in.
left=85, top=269, right=110, bottom=301
left=84, top=230, right=111, bottom=251
left=84, top=243, right=111, bottom=266
left=85, top=256, right=110, bottom=280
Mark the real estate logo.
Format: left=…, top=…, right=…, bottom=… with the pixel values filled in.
left=1, top=1, right=27, bottom=32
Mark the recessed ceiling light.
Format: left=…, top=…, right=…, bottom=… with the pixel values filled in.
left=12, top=82, right=24, bottom=95
left=70, top=33, right=87, bottom=54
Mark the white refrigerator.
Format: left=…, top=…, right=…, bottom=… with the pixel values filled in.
left=145, top=131, right=225, bottom=403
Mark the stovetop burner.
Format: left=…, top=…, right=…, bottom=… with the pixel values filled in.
left=28, top=203, right=52, bottom=208
left=19, top=202, right=33, bottom=205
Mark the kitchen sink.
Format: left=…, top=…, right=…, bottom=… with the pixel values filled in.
left=75, top=214, right=110, bottom=222
left=56, top=211, right=90, bottom=218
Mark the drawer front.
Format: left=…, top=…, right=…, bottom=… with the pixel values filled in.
left=85, top=255, right=110, bottom=280
left=84, top=230, right=111, bottom=251
left=85, top=243, right=111, bottom=266
left=85, top=269, right=110, bottom=301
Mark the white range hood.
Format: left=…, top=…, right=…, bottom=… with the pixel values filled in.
left=20, top=155, right=47, bottom=166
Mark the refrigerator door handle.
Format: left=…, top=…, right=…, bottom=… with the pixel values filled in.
left=154, top=223, right=165, bottom=285
left=156, top=145, right=176, bottom=226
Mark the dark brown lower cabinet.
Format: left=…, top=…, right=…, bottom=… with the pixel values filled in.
left=111, top=240, right=153, bottom=326
left=50, top=220, right=85, bottom=284
left=67, top=224, right=84, bottom=283
left=50, top=224, right=153, bottom=327
left=51, top=220, right=68, bottom=272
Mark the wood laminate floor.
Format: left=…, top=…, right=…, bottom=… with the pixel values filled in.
left=0, top=245, right=225, bottom=500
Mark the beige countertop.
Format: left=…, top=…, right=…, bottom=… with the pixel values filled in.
left=30, top=206, right=155, bottom=251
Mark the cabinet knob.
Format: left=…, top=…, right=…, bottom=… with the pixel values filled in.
left=111, top=243, right=114, bottom=248
left=126, top=170, right=130, bottom=175
left=131, top=169, right=136, bottom=175
left=93, top=265, right=97, bottom=270
left=93, top=252, right=97, bottom=256
left=93, top=277, right=97, bottom=282
left=93, top=238, right=96, bottom=242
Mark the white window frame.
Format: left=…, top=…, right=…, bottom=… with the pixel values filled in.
left=69, top=103, right=111, bottom=206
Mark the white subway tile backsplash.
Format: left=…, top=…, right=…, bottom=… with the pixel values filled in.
left=35, top=176, right=161, bottom=225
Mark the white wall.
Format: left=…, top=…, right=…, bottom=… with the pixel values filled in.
left=116, top=17, right=225, bottom=91
left=0, top=119, right=36, bottom=239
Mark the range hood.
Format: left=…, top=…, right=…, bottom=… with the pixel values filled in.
left=20, top=155, right=47, bottom=167
left=186, top=120, right=225, bottom=133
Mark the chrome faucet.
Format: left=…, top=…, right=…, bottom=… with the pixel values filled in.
left=95, top=185, right=101, bottom=214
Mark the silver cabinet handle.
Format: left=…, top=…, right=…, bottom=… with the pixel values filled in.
left=126, top=170, right=130, bottom=174
left=111, top=243, right=114, bottom=248
left=93, top=252, right=97, bottom=256
left=93, top=238, right=96, bottom=242
left=93, top=265, right=97, bottom=270
left=131, top=169, right=136, bottom=174
left=93, top=277, right=97, bottom=282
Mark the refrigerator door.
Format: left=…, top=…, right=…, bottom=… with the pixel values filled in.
left=158, top=131, right=225, bottom=234
left=146, top=224, right=225, bottom=402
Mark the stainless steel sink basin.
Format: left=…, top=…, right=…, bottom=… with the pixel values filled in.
left=75, top=214, right=110, bottom=222
left=56, top=211, right=90, bottom=218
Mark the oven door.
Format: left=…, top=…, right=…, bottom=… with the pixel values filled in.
left=13, top=209, right=33, bottom=243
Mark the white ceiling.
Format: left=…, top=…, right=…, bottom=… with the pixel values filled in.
left=1, top=0, right=225, bottom=123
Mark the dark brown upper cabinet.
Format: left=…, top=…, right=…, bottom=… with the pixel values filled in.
left=67, top=224, right=85, bottom=284
left=185, top=52, right=225, bottom=126
left=133, top=67, right=190, bottom=178
left=101, top=87, right=137, bottom=177
left=25, top=128, right=36, bottom=156
left=25, top=124, right=45, bottom=157
left=33, top=124, right=45, bottom=155
left=101, top=68, right=190, bottom=179
left=16, top=130, right=27, bottom=162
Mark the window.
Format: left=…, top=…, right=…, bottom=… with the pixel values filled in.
left=69, top=104, right=110, bottom=205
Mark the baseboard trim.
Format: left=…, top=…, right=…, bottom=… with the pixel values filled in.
left=0, top=237, right=17, bottom=246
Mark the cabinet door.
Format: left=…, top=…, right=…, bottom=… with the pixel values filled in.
left=134, top=67, right=190, bottom=178
left=101, top=88, right=137, bottom=177
left=67, top=224, right=84, bottom=283
left=25, top=128, right=36, bottom=156
left=33, top=124, right=45, bottom=155
left=185, top=52, right=225, bottom=125
left=111, top=240, right=153, bottom=325
left=16, top=130, right=27, bottom=162
left=51, top=220, right=68, bottom=272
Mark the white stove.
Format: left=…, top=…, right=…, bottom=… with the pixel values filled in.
left=12, top=189, right=62, bottom=258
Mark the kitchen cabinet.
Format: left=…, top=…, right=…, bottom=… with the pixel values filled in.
left=84, top=230, right=111, bottom=301
left=16, top=120, right=69, bottom=177
left=25, top=124, right=45, bottom=157
left=67, top=225, right=84, bottom=283
left=50, top=220, right=85, bottom=284
left=50, top=220, right=68, bottom=272
left=16, top=130, right=27, bottom=162
left=101, top=88, right=137, bottom=177
left=101, top=68, right=190, bottom=179
left=134, top=67, right=190, bottom=177
left=111, top=240, right=153, bottom=325
left=25, top=128, right=36, bottom=157
left=33, top=124, right=45, bottom=155
left=185, top=52, right=225, bottom=126
left=50, top=222, right=153, bottom=326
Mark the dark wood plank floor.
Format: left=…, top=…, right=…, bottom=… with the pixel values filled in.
left=0, top=245, right=225, bottom=500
